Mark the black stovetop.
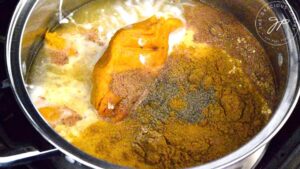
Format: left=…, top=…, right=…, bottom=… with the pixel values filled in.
left=0, top=0, right=300, bottom=169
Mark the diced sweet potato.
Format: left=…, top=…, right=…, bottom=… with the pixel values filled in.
left=39, top=106, right=82, bottom=127
left=44, top=32, right=77, bottom=65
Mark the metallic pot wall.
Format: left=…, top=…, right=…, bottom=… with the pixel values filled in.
left=5, top=0, right=300, bottom=169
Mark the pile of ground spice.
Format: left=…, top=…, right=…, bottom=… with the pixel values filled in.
left=129, top=44, right=271, bottom=168
left=72, top=43, right=272, bottom=169
left=132, top=55, right=215, bottom=125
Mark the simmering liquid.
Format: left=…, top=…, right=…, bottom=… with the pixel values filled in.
left=28, top=0, right=275, bottom=168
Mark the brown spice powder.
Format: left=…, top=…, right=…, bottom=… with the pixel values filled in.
left=72, top=45, right=272, bottom=169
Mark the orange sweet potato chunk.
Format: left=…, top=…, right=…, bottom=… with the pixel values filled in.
left=39, top=106, right=82, bottom=127
left=91, top=16, right=183, bottom=122
left=44, top=32, right=77, bottom=65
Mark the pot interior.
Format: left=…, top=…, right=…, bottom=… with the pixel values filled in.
left=16, top=0, right=298, bottom=168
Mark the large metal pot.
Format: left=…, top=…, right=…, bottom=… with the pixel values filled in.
left=3, top=0, right=300, bottom=168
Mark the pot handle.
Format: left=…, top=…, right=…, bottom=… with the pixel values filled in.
left=0, top=148, right=60, bottom=168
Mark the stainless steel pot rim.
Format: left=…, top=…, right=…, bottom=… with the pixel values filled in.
left=5, top=0, right=300, bottom=169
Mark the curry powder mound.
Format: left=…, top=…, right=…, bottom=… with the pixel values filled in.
left=72, top=44, right=272, bottom=169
